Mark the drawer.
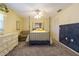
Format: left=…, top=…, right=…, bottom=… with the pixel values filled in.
left=0, top=44, right=7, bottom=52
left=2, top=38, right=10, bottom=44
left=7, top=42, right=17, bottom=51
left=0, top=49, right=8, bottom=56
left=7, top=39, right=18, bottom=47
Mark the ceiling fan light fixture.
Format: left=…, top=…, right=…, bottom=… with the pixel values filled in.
left=34, top=14, right=41, bottom=19
left=34, top=9, right=43, bottom=19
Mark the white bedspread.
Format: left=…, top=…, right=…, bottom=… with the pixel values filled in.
left=29, top=29, right=49, bottom=41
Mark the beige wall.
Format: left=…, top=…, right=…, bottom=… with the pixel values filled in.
left=23, top=17, right=29, bottom=31
left=51, top=4, right=79, bottom=42
left=0, top=8, right=25, bottom=33
left=29, top=17, right=49, bottom=31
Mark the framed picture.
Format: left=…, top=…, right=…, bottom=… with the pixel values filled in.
left=32, top=22, right=43, bottom=30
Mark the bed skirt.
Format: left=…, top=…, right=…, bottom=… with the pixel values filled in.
left=29, top=40, right=50, bottom=45
left=26, top=32, right=51, bottom=45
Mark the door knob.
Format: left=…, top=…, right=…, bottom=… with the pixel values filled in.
left=70, top=39, right=74, bottom=42
left=65, top=37, right=68, bottom=40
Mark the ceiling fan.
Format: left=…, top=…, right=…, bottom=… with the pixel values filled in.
left=33, top=9, right=43, bottom=19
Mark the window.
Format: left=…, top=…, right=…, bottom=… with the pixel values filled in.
left=0, top=13, right=4, bottom=32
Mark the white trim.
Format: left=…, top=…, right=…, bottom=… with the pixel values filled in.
left=59, top=42, right=79, bottom=55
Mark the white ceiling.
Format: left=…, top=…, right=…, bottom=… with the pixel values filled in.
left=6, top=3, right=72, bottom=18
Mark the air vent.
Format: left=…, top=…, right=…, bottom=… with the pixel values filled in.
left=57, top=9, right=62, bottom=13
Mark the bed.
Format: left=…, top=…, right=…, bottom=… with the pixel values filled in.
left=27, top=28, right=50, bottom=45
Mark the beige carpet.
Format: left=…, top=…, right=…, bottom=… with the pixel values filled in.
left=6, top=41, right=78, bottom=56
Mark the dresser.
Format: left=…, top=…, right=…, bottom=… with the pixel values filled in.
left=0, top=32, right=18, bottom=56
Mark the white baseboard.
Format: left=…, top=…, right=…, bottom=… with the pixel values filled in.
left=59, top=42, right=79, bottom=55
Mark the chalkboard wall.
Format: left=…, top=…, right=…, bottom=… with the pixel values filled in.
left=59, top=23, right=79, bottom=52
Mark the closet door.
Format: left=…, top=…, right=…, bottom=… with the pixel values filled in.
left=59, top=25, right=70, bottom=46
left=68, top=24, right=79, bottom=52
left=68, top=36, right=79, bottom=52
left=60, top=23, right=79, bottom=52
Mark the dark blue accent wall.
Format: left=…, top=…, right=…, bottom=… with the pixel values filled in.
left=59, top=23, right=79, bottom=52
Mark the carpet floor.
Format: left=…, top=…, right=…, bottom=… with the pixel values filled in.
left=6, top=41, right=79, bottom=56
